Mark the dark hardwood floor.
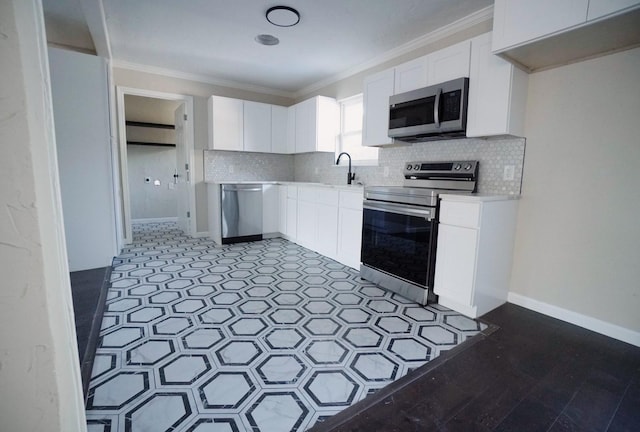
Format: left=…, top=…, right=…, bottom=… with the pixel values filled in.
left=69, top=266, right=111, bottom=400
left=313, top=303, right=640, bottom=432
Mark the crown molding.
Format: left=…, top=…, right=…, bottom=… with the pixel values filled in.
left=294, top=5, right=494, bottom=99
left=111, top=60, right=296, bottom=99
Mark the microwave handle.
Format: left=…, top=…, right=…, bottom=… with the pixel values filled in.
left=434, top=87, right=442, bottom=128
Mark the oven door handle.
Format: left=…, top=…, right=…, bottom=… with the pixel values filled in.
left=364, top=201, right=435, bottom=221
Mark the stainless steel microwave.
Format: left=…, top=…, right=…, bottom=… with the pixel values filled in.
left=388, top=77, right=469, bottom=142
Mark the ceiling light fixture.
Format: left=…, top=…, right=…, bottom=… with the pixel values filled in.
left=255, top=34, right=280, bottom=46
left=266, top=6, right=300, bottom=27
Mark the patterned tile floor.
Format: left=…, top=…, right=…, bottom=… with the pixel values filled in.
left=86, top=222, right=486, bottom=432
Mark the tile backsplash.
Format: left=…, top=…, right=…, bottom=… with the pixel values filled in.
left=295, top=137, right=526, bottom=195
left=204, top=150, right=294, bottom=182
left=205, top=136, right=526, bottom=195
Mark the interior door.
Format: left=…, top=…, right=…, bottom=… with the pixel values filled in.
left=174, top=104, right=190, bottom=234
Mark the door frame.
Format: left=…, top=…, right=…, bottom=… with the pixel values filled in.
left=115, top=86, right=196, bottom=244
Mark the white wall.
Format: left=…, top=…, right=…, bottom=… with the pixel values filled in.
left=42, top=0, right=95, bottom=54
left=128, top=145, right=178, bottom=219
left=49, top=47, right=118, bottom=271
left=510, top=47, right=640, bottom=339
left=0, top=0, right=86, bottom=430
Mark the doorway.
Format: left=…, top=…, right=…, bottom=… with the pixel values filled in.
left=115, top=87, right=196, bottom=244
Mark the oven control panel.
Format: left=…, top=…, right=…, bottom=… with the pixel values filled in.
left=404, top=161, right=478, bottom=175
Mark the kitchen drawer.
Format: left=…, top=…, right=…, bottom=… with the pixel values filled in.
left=287, top=185, right=297, bottom=199
left=439, top=200, right=481, bottom=228
left=299, top=187, right=339, bottom=206
left=339, top=190, right=363, bottom=210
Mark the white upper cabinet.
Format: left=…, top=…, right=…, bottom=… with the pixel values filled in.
left=393, top=41, right=471, bottom=95
left=293, top=96, right=339, bottom=153
left=294, top=98, right=315, bottom=153
left=208, top=96, right=243, bottom=151
left=394, top=56, right=428, bottom=94
left=426, top=40, right=471, bottom=84
left=209, top=95, right=337, bottom=154
left=271, top=105, right=288, bottom=154
left=286, top=106, right=296, bottom=154
left=243, top=100, right=271, bottom=153
left=587, top=0, right=640, bottom=20
left=492, top=0, right=588, bottom=51
left=466, top=32, right=528, bottom=138
left=363, top=68, right=395, bottom=147
left=209, top=96, right=301, bottom=154
left=492, top=0, right=640, bottom=71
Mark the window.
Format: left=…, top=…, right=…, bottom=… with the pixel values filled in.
left=337, top=94, right=378, bottom=165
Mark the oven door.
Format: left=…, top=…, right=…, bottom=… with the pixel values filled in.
left=361, top=200, right=437, bottom=288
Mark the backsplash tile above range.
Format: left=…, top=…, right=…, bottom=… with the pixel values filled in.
left=205, top=137, right=526, bottom=195
left=204, top=150, right=294, bottom=182
left=295, top=137, right=526, bottom=195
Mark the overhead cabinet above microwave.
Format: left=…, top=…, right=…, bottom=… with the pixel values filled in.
left=362, top=32, right=528, bottom=146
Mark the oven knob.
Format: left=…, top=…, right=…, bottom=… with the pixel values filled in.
left=414, top=164, right=420, bottom=170
left=464, top=163, right=472, bottom=170
left=454, top=164, right=461, bottom=170
left=406, top=164, right=412, bottom=171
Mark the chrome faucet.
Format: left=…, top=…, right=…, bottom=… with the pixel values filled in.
left=336, top=152, right=356, bottom=185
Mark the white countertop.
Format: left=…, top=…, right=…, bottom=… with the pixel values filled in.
left=208, top=180, right=364, bottom=192
left=439, top=193, right=520, bottom=202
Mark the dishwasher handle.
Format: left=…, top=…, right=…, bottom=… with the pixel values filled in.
left=222, top=184, right=263, bottom=192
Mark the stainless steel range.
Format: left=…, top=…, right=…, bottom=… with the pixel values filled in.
left=360, top=161, right=478, bottom=305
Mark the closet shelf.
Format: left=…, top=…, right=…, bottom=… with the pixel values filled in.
left=127, top=141, right=176, bottom=147
left=125, top=121, right=175, bottom=129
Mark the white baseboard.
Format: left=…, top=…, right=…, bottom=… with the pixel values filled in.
left=132, top=217, right=178, bottom=223
left=191, top=231, right=210, bottom=239
left=507, top=292, right=640, bottom=347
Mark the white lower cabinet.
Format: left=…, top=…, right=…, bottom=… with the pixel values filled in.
left=336, top=191, right=363, bottom=270
left=434, top=224, right=478, bottom=307
left=296, top=187, right=339, bottom=258
left=296, top=199, right=317, bottom=249
left=316, top=203, right=339, bottom=258
left=262, top=184, right=279, bottom=234
left=285, top=186, right=298, bottom=240
left=434, top=196, right=518, bottom=318
left=276, top=184, right=297, bottom=240
left=278, top=185, right=287, bottom=235
left=275, top=185, right=363, bottom=268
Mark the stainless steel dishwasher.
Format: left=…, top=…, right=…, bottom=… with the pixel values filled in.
left=220, top=184, right=263, bottom=244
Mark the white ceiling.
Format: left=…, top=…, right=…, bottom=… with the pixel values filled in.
left=44, top=0, right=494, bottom=96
